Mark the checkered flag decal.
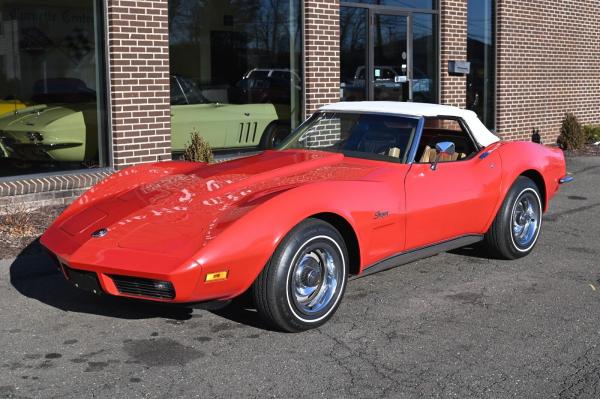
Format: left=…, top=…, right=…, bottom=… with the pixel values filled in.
left=62, top=28, right=93, bottom=62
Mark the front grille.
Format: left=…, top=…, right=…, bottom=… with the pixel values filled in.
left=109, top=275, right=175, bottom=300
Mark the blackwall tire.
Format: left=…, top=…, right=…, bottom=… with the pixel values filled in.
left=260, top=122, right=291, bottom=150
left=253, top=218, right=349, bottom=332
left=485, top=176, right=543, bottom=260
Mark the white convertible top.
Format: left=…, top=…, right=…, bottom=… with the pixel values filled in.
left=319, top=101, right=500, bottom=148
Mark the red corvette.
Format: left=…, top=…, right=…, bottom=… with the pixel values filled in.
left=41, top=102, right=571, bottom=332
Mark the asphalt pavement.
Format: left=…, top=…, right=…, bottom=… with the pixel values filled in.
left=1, top=155, right=599, bottom=399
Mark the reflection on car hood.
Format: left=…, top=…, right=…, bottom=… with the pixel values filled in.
left=58, top=150, right=376, bottom=259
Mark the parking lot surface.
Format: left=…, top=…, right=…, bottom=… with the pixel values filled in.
left=1, top=156, right=599, bottom=399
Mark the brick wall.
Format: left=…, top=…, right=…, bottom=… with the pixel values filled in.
left=304, top=0, right=341, bottom=118
left=107, top=0, right=172, bottom=168
left=0, top=171, right=112, bottom=210
left=440, top=0, right=468, bottom=108
left=496, top=0, right=600, bottom=142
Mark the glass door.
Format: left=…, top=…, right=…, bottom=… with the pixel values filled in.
left=372, top=13, right=411, bottom=101
left=340, top=7, right=412, bottom=102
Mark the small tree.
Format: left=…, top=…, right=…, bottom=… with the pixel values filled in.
left=557, top=113, right=586, bottom=150
left=183, top=130, right=214, bottom=163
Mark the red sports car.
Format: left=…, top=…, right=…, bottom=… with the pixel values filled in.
left=41, top=102, right=571, bottom=332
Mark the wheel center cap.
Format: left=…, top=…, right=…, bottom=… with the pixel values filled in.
left=304, top=269, right=322, bottom=287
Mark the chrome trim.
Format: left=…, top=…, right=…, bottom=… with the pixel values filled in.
left=406, top=116, right=426, bottom=163
left=559, top=175, right=574, bottom=184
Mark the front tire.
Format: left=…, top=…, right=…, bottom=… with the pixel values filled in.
left=485, top=176, right=543, bottom=259
left=253, top=219, right=348, bottom=332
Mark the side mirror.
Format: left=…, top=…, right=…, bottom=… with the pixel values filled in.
left=431, top=141, right=456, bottom=171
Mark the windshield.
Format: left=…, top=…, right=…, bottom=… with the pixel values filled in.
left=278, top=112, right=420, bottom=163
left=171, top=76, right=210, bottom=105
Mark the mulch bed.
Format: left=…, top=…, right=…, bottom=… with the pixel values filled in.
left=0, top=206, right=65, bottom=260
left=564, top=143, right=600, bottom=157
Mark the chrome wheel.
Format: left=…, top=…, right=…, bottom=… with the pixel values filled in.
left=289, top=237, right=343, bottom=316
left=511, top=189, right=541, bottom=250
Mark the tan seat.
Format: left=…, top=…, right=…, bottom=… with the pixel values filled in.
left=418, top=145, right=466, bottom=163
left=419, top=146, right=437, bottom=163
left=388, top=147, right=401, bottom=158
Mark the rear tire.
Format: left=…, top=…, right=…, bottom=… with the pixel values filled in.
left=485, top=176, right=543, bottom=259
left=260, top=122, right=291, bottom=149
left=253, top=219, right=348, bottom=332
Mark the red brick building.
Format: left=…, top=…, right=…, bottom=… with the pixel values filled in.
left=0, top=0, right=598, bottom=206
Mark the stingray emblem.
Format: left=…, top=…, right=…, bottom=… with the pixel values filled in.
left=374, top=211, right=389, bottom=220
left=91, top=228, right=108, bottom=238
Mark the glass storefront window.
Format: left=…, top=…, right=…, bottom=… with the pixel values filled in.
left=412, top=13, right=437, bottom=103
left=340, top=7, right=367, bottom=102
left=168, top=0, right=303, bottom=154
left=0, top=0, right=107, bottom=178
left=467, top=0, right=496, bottom=129
left=342, top=1, right=435, bottom=10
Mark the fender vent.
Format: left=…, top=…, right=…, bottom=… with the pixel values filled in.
left=238, top=122, right=258, bottom=143
left=110, top=275, right=175, bottom=300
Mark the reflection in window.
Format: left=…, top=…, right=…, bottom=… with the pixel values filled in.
left=467, top=0, right=496, bottom=129
left=168, top=0, right=303, bottom=154
left=0, top=0, right=106, bottom=178
left=340, top=7, right=367, bottom=102
left=343, top=0, right=435, bottom=9
left=412, top=13, right=437, bottom=103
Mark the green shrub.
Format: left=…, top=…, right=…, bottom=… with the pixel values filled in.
left=583, top=125, right=600, bottom=143
left=183, top=130, right=214, bottom=163
left=557, top=113, right=586, bottom=150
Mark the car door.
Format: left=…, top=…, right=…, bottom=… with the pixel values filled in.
left=403, top=121, right=502, bottom=250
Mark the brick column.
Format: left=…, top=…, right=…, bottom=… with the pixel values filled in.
left=304, top=0, right=341, bottom=118
left=107, top=0, right=171, bottom=169
left=439, top=0, right=468, bottom=108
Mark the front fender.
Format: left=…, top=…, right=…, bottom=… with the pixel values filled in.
left=191, top=179, right=401, bottom=300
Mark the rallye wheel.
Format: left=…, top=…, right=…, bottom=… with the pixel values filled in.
left=253, top=218, right=348, bottom=332
left=485, top=176, right=543, bottom=259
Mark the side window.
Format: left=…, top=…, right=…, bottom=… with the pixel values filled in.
left=416, top=117, right=479, bottom=163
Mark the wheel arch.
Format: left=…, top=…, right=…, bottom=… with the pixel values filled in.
left=311, top=212, right=361, bottom=276
left=519, top=169, right=548, bottom=212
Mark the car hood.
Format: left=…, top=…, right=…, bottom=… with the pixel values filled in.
left=0, top=104, right=85, bottom=132
left=54, top=150, right=377, bottom=260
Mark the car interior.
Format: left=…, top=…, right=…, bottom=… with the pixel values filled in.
left=416, top=117, right=479, bottom=163
left=288, top=113, right=480, bottom=164
left=337, top=114, right=417, bottom=161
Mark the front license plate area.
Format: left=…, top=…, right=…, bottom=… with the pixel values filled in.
left=63, top=266, right=103, bottom=295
